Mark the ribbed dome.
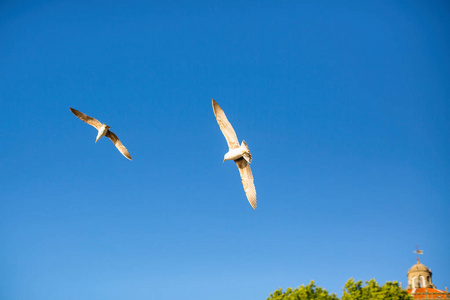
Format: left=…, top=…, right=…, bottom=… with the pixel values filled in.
left=407, top=258, right=431, bottom=275
left=409, top=263, right=429, bottom=272
left=406, top=258, right=437, bottom=290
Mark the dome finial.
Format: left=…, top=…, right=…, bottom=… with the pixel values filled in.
left=413, top=245, right=424, bottom=263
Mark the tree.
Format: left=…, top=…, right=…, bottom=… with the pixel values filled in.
left=267, top=279, right=412, bottom=300
left=267, top=281, right=339, bottom=300
left=342, top=278, right=412, bottom=300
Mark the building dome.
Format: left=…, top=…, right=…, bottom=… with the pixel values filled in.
left=405, top=255, right=449, bottom=299
left=408, top=262, right=431, bottom=274
left=406, top=258, right=435, bottom=290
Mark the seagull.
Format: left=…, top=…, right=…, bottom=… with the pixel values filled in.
left=212, top=99, right=256, bottom=209
left=70, top=108, right=132, bottom=160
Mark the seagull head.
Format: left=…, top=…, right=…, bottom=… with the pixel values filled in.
left=95, top=124, right=111, bottom=143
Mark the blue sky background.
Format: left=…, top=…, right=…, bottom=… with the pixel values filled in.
left=1, top=1, right=449, bottom=299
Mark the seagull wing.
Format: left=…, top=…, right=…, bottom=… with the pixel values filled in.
left=70, top=108, right=102, bottom=130
left=212, top=99, right=240, bottom=150
left=235, top=158, right=257, bottom=209
left=105, top=130, right=132, bottom=160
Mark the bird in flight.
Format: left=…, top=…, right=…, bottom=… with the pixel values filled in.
left=70, top=108, right=132, bottom=161
left=212, top=99, right=256, bottom=209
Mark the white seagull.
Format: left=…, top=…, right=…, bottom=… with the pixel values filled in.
left=70, top=108, right=132, bottom=160
left=212, top=99, right=257, bottom=209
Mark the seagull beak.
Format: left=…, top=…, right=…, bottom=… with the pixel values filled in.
left=223, top=159, right=225, bottom=163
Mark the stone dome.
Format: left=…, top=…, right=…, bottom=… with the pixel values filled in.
left=407, top=258, right=435, bottom=290
left=408, top=262, right=431, bottom=274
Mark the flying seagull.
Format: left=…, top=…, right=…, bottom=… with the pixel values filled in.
left=70, top=108, right=132, bottom=160
left=212, top=99, right=256, bottom=209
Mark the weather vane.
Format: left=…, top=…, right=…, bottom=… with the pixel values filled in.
left=413, top=245, right=424, bottom=263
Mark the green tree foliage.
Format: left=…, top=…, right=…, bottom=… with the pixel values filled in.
left=267, top=281, right=339, bottom=300
left=268, top=279, right=413, bottom=300
left=342, top=278, right=412, bottom=300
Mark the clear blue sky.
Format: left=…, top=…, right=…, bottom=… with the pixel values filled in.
left=1, top=1, right=449, bottom=299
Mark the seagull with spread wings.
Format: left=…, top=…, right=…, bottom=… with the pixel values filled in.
left=70, top=108, right=132, bottom=161
left=212, top=99, right=257, bottom=209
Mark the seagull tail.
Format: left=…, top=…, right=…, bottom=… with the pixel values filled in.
left=241, top=140, right=252, bottom=163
